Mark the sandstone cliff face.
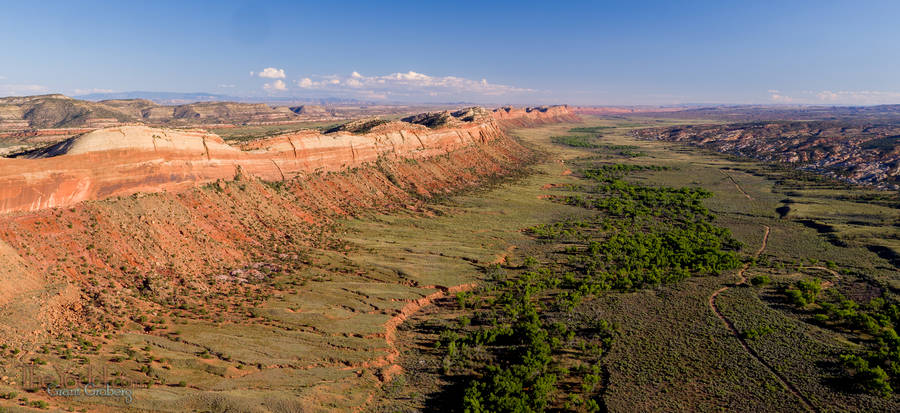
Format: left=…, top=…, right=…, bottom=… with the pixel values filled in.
left=492, top=105, right=579, bottom=127
left=0, top=106, right=572, bottom=215
left=0, top=130, right=536, bottom=343
left=0, top=104, right=573, bottom=353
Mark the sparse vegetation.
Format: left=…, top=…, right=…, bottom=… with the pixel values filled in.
left=1, top=115, right=897, bottom=412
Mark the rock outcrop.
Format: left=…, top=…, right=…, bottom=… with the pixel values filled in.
left=0, top=126, right=536, bottom=344
left=634, top=121, right=900, bottom=189
left=289, top=105, right=328, bottom=115
left=0, top=106, right=574, bottom=215
left=402, top=106, right=494, bottom=128
left=491, top=105, right=579, bottom=127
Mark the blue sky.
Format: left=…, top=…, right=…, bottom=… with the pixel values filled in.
left=1, top=0, right=899, bottom=105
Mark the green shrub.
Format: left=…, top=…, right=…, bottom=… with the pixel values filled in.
left=840, top=354, right=893, bottom=396
left=784, top=278, right=822, bottom=307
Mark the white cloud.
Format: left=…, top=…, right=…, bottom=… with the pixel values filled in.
left=263, top=79, right=287, bottom=92
left=0, top=76, right=6, bottom=80
left=769, top=89, right=900, bottom=105
left=290, top=70, right=533, bottom=100
left=218, top=84, right=236, bottom=88
left=816, top=91, right=839, bottom=101
left=72, top=88, right=115, bottom=95
left=256, top=67, right=286, bottom=79
left=0, top=84, right=49, bottom=97
left=770, top=92, right=793, bottom=103
left=812, top=90, right=900, bottom=105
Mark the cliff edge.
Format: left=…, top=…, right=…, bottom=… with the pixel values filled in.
left=0, top=105, right=575, bottom=215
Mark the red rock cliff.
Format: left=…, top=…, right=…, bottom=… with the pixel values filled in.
left=491, top=105, right=579, bottom=127
left=0, top=107, right=571, bottom=215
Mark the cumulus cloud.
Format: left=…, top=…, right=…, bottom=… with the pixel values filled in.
left=816, top=91, right=840, bottom=101
left=72, top=88, right=115, bottom=95
left=769, top=90, right=793, bottom=103
left=254, top=67, right=286, bottom=79
left=263, top=79, right=287, bottom=92
left=291, top=70, right=532, bottom=100
left=0, top=83, right=49, bottom=97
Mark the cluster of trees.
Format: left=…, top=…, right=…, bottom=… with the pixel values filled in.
left=568, top=126, right=614, bottom=134
left=784, top=278, right=823, bottom=307
left=552, top=164, right=742, bottom=290
left=461, top=283, right=560, bottom=412
left=576, top=222, right=742, bottom=289
left=436, top=163, right=745, bottom=411
left=840, top=354, right=893, bottom=396
left=833, top=295, right=900, bottom=396
left=551, top=135, right=603, bottom=148
left=435, top=265, right=613, bottom=412
left=782, top=278, right=900, bottom=396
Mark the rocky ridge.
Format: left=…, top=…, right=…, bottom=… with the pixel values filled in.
left=0, top=104, right=574, bottom=347
left=0, top=94, right=307, bottom=130
left=0, top=105, right=576, bottom=215
left=634, top=121, right=900, bottom=189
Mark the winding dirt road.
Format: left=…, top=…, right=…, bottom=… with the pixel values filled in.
left=720, top=170, right=753, bottom=200
left=708, top=225, right=819, bottom=412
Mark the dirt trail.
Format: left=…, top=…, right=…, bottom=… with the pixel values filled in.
left=708, top=226, right=818, bottom=412
left=720, top=170, right=753, bottom=200
left=802, top=266, right=840, bottom=277
left=354, top=283, right=477, bottom=412
left=369, top=283, right=477, bottom=380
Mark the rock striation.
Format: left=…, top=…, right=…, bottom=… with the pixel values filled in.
left=634, top=121, right=900, bottom=189
left=0, top=105, right=576, bottom=343
left=491, top=105, right=579, bottom=127
left=0, top=106, right=576, bottom=215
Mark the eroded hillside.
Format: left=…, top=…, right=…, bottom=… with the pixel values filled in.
left=0, top=95, right=305, bottom=130
left=0, top=106, right=575, bottom=411
left=0, top=105, right=573, bottom=215
left=634, top=121, right=900, bottom=189
left=0, top=107, right=571, bottom=339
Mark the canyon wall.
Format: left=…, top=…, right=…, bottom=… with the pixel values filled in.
left=0, top=107, right=575, bottom=216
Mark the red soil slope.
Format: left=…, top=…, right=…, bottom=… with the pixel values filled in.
left=0, top=106, right=573, bottom=341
